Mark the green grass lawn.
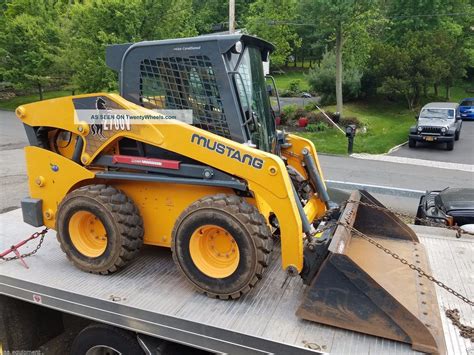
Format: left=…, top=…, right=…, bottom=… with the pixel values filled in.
left=273, top=71, right=310, bottom=91
left=0, top=90, right=71, bottom=111
left=298, top=100, right=414, bottom=155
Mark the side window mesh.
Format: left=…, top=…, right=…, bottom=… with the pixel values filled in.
left=139, top=56, right=231, bottom=139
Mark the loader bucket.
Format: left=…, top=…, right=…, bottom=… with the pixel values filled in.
left=297, top=190, right=446, bottom=354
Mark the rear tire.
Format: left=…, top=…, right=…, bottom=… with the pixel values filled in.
left=446, top=141, right=454, bottom=151
left=70, top=324, right=144, bottom=355
left=408, top=138, right=416, bottom=148
left=455, top=130, right=460, bottom=141
left=172, top=194, right=272, bottom=299
left=56, top=184, right=144, bottom=274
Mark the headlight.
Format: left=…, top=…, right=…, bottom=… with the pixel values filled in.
left=234, top=41, right=243, bottom=53
left=441, top=127, right=447, bottom=133
left=417, top=126, right=423, bottom=132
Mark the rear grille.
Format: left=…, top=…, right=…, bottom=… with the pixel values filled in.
left=420, top=126, right=442, bottom=135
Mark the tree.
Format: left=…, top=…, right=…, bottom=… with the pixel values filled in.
left=245, top=0, right=301, bottom=67
left=0, top=0, right=64, bottom=99
left=192, top=0, right=253, bottom=34
left=307, top=52, right=362, bottom=105
left=300, top=0, right=379, bottom=117
left=64, top=0, right=197, bottom=92
left=369, top=26, right=470, bottom=108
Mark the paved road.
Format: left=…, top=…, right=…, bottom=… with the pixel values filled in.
left=319, top=154, right=473, bottom=192
left=270, top=96, right=320, bottom=109
left=389, top=120, right=474, bottom=165
left=0, top=110, right=28, bottom=213
left=318, top=153, right=474, bottom=215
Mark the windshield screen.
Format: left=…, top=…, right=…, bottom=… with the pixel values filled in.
left=236, top=47, right=275, bottom=152
left=460, top=100, right=474, bottom=106
left=420, top=108, right=455, bottom=119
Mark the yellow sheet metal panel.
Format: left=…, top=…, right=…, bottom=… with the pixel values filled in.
left=114, top=181, right=231, bottom=247
left=24, top=146, right=95, bottom=228
left=282, top=133, right=326, bottom=184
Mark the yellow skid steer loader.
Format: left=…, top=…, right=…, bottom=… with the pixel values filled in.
left=17, top=34, right=445, bottom=353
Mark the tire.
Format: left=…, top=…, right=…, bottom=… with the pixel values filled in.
left=172, top=194, right=272, bottom=299
left=56, top=184, right=144, bottom=274
left=446, top=141, right=454, bottom=151
left=70, top=324, right=144, bottom=355
left=455, top=130, right=460, bottom=141
left=408, top=138, right=416, bottom=148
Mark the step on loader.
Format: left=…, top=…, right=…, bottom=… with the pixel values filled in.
left=16, top=34, right=445, bottom=353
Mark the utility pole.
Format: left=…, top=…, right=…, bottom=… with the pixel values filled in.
left=229, top=0, right=235, bottom=33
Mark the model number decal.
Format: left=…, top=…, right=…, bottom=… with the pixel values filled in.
left=191, top=133, right=264, bottom=169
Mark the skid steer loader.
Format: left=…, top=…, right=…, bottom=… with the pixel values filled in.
left=17, top=34, right=445, bottom=354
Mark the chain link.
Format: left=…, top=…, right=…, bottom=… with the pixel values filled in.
left=445, top=309, right=474, bottom=342
left=0, top=228, right=48, bottom=262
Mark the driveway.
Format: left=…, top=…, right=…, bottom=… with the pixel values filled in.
left=389, top=121, right=474, bottom=165
left=0, top=110, right=29, bottom=213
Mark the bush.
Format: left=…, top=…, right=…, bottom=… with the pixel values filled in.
left=339, top=116, right=362, bottom=128
left=279, top=80, right=303, bottom=97
left=306, top=122, right=329, bottom=132
left=288, top=80, right=302, bottom=94
left=279, top=89, right=292, bottom=97
left=294, top=108, right=307, bottom=119
left=281, top=104, right=298, bottom=124
left=306, top=52, right=362, bottom=105
left=304, top=101, right=319, bottom=111
left=307, top=110, right=335, bottom=125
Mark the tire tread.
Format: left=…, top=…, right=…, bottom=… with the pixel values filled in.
left=171, top=194, right=272, bottom=300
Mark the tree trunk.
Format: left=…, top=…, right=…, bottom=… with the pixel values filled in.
left=301, top=57, right=305, bottom=68
left=434, top=83, right=438, bottom=97
left=445, top=83, right=450, bottom=100
left=413, top=85, right=420, bottom=107
left=335, top=23, right=343, bottom=117
left=294, top=53, right=297, bottom=67
left=38, top=83, right=43, bottom=101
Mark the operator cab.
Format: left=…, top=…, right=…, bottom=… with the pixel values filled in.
left=106, top=34, right=278, bottom=152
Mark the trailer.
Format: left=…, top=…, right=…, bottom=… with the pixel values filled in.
left=1, top=208, right=473, bottom=354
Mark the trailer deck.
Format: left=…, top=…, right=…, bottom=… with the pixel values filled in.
left=1, top=208, right=473, bottom=354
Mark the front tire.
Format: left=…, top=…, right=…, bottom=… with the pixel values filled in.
left=446, top=140, right=454, bottom=151
left=172, top=194, right=272, bottom=299
left=56, top=184, right=144, bottom=274
left=408, top=138, right=416, bottom=148
left=455, top=130, right=460, bottom=141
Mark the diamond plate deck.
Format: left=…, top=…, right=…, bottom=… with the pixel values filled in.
left=1, top=209, right=472, bottom=354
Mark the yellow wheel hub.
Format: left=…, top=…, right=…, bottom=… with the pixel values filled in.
left=69, top=211, right=107, bottom=258
left=189, top=224, right=240, bottom=278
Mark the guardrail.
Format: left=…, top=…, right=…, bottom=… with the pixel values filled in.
left=326, top=180, right=425, bottom=199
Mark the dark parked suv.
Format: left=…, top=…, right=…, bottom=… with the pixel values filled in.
left=409, top=102, right=462, bottom=151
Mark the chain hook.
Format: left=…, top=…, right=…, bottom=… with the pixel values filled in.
left=0, top=228, right=49, bottom=268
